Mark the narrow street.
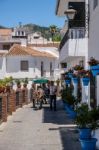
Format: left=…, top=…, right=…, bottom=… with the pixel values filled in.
left=0, top=100, right=81, bottom=150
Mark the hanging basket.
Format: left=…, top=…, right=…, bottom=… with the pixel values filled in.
left=82, top=77, right=90, bottom=86
left=68, top=73, right=73, bottom=78
left=90, top=65, right=99, bottom=76
left=65, top=79, right=71, bottom=85
left=72, top=77, right=78, bottom=84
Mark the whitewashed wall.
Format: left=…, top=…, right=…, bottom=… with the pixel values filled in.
left=0, top=57, right=6, bottom=79
left=88, top=2, right=99, bottom=148
left=6, top=55, right=56, bottom=79
left=59, top=38, right=88, bottom=69
left=88, top=0, right=99, bottom=60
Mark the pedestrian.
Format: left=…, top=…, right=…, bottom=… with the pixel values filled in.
left=42, top=83, right=50, bottom=104
left=49, top=81, right=57, bottom=111
left=30, top=83, right=36, bottom=108
left=37, top=86, right=44, bottom=109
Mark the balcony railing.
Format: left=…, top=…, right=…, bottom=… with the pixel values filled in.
left=59, top=30, right=69, bottom=50
left=59, top=27, right=85, bottom=50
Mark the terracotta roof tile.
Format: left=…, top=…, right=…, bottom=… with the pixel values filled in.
left=0, top=29, right=12, bottom=36
left=7, top=44, right=56, bottom=58
left=28, top=43, right=60, bottom=48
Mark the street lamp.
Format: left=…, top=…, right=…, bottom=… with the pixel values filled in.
left=64, top=9, right=76, bottom=20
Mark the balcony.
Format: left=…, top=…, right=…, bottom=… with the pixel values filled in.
left=59, top=27, right=88, bottom=63
left=59, top=27, right=85, bottom=50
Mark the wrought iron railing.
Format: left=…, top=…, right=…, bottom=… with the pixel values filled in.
left=59, top=27, right=85, bottom=50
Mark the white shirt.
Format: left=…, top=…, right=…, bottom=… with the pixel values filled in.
left=50, top=85, right=57, bottom=95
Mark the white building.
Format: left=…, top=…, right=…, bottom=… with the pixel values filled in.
left=56, top=0, right=88, bottom=74
left=89, top=0, right=99, bottom=147
left=0, top=27, right=60, bottom=81
left=0, top=44, right=60, bottom=80
left=0, top=29, right=21, bottom=50
left=28, top=32, right=48, bottom=44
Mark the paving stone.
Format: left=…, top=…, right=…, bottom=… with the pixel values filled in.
left=0, top=100, right=81, bottom=150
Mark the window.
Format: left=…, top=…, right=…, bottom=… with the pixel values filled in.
left=61, top=63, right=67, bottom=68
left=22, top=31, right=24, bottom=36
left=3, top=45, right=11, bottom=50
left=18, top=31, right=20, bottom=36
left=20, top=61, right=28, bottom=71
left=93, top=0, right=98, bottom=9
left=41, top=61, right=44, bottom=77
left=79, top=60, right=84, bottom=67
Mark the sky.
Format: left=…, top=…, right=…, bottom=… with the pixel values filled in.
left=0, top=0, right=65, bottom=28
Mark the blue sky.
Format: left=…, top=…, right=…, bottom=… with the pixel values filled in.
left=0, top=0, right=65, bottom=28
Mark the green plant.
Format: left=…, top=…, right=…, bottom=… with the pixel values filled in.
left=78, top=70, right=90, bottom=78
left=61, top=87, right=79, bottom=108
left=75, top=103, right=91, bottom=128
left=24, top=78, right=28, bottom=84
left=75, top=103, right=99, bottom=130
left=88, top=57, right=99, bottom=66
left=73, top=65, right=84, bottom=71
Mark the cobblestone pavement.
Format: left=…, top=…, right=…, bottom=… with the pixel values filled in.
left=0, top=100, right=81, bottom=150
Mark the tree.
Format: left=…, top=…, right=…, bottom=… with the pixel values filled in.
left=49, top=25, right=57, bottom=42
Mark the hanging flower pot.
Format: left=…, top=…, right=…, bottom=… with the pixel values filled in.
left=82, top=77, right=90, bottom=86
left=90, top=65, right=99, bottom=76
left=72, top=77, right=78, bottom=84
left=68, top=73, right=73, bottom=78
left=79, top=138, right=97, bottom=150
left=65, top=79, right=71, bottom=85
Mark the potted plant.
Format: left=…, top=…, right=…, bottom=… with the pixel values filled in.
left=88, top=57, right=99, bottom=76
left=65, top=75, right=71, bottom=85
left=72, top=74, right=78, bottom=84
left=79, top=70, right=90, bottom=86
left=68, top=69, right=73, bottom=78
left=73, top=65, right=84, bottom=71
left=75, top=103, right=99, bottom=150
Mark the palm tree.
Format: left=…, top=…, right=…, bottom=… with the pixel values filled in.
left=49, top=25, right=57, bottom=43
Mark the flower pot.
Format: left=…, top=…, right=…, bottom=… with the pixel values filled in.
left=68, top=110, right=77, bottom=119
left=72, top=77, right=78, bottom=84
left=65, top=79, right=71, bottom=85
left=90, top=65, right=99, bottom=76
left=79, top=138, right=97, bottom=150
left=68, top=73, right=73, bottom=78
left=82, top=77, right=90, bottom=86
left=79, top=128, right=92, bottom=139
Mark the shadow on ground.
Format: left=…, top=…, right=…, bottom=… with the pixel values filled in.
left=42, top=99, right=72, bottom=125
left=59, top=127, right=81, bottom=150
left=42, top=99, right=81, bottom=150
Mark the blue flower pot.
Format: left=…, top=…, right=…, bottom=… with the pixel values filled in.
left=82, top=77, right=90, bottom=86
left=79, top=128, right=92, bottom=139
left=68, top=110, right=77, bottom=119
left=65, top=79, right=71, bottom=85
left=68, top=73, right=73, bottom=78
left=72, top=77, right=78, bottom=84
left=79, top=138, right=97, bottom=150
left=90, top=65, right=99, bottom=76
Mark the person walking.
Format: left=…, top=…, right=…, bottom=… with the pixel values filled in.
left=38, top=86, right=44, bottom=109
left=49, top=81, right=57, bottom=111
left=30, top=83, right=36, bottom=108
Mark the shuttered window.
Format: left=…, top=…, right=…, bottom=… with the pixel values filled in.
left=20, top=61, right=28, bottom=71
